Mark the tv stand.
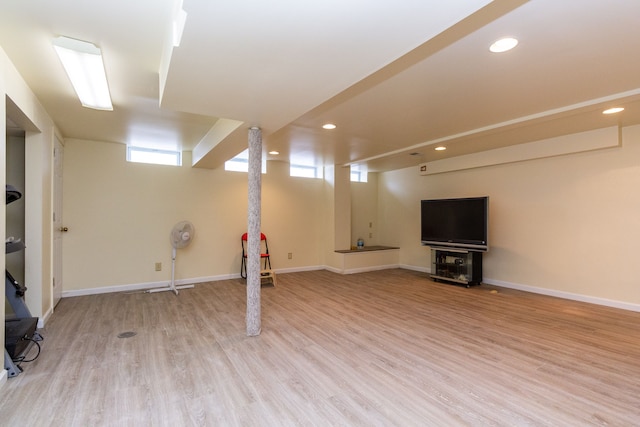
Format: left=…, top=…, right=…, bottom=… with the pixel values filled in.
left=430, top=247, right=482, bottom=287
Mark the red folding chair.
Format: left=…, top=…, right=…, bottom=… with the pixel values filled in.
left=240, top=232, right=271, bottom=279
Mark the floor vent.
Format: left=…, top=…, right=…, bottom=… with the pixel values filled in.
left=117, top=331, right=137, bottom=339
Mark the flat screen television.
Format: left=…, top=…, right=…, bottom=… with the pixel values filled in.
left=420, top=196, right=489, bottom=251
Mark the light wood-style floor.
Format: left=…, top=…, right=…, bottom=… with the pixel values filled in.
left=2, top=269, right=640, bottom=426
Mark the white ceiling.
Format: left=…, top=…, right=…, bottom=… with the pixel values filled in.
left=2, top=0, right=640, bottom=171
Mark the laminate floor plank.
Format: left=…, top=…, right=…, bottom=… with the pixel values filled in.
left=2, top=269, right=640, bottom=426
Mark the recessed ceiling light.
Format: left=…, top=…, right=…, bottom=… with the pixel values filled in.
left=490, top=37, right=518, bottom=53
left=268, top=150, right=280, bottom=155
left=435, top=146, right=446, bottom=151
left=602, top=107, right=624, bottom=115
left=322, top=123, right=337, bottom=130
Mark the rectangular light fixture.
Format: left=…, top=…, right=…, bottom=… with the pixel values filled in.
left=53, top=36, right=113, bottom=111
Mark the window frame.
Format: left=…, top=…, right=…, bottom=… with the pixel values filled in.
left=126, top=146, right=182, bottom=166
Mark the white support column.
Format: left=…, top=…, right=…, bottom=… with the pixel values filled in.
left=246, top=127, right=262, bottom=336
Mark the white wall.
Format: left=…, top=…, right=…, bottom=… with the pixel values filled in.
left=379, top=124, right=640, bottom=307
left=2, top=47, right=56, bottom=387
left=64, top=124, right=640, bottom=308
left=6, top=39, right=639, bottom=321
left=62, top=139, right=326, bottom=292
left=351, top=173, right=379, bottom=247
left=2, top=46, right=56, bottom=323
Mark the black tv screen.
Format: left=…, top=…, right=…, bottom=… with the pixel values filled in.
left=420, top=197, right=489, bottom=251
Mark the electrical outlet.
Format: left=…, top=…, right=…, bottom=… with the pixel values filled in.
left=369, top=222, right=372, bottom=228
left=288, top=252, right=292, bottom=259
left=155, top=262, right=162, bottom=271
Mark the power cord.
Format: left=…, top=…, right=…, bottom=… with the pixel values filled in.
left=12, top=336, right=42, bottom=364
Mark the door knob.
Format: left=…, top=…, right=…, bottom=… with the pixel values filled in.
left=60, top=226, right=68, bottom=232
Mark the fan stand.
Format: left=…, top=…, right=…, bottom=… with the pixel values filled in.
left=147, top=247, right=194, bottom=295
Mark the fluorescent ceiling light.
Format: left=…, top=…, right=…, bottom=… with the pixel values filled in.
left=322, top=123, right=337, bottom=130
left=602, top=107, right=624, bottom=115
left=435, top=146, right=447, bottom=151
left=53, top=36, right=113, bottom=111
left=490, top=37, right=518, bottom=53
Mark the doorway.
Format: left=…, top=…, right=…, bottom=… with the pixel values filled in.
left=5, top=123, right=26, bottom=296
left=53, top=135, right=64, bottom=307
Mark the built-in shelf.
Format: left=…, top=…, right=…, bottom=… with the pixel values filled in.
left=332, top=245, right=400, bottom=274
left=335, top=245, right=399, bottom=254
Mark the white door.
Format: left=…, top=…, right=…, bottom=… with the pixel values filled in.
left=53, top=136, right=64, bottom=307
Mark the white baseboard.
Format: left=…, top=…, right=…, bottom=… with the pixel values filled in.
left=399, top=264, right=430, bottom=274
left=323, top=265, right=342, bottom=274
left=60, top=268, right=324, bottom=298
left=0, top=369, right=7, bottom=389
left=59, top=264, right=392, bottom=297
left=484, top=278, right=640, bottom=312
left=61, top=273, right=237, bottom=298
left=58, top=267, right=640, bottom=313
left=398, top=266, right=640, bottom=312
left=326, top=263, right=401, bottom=275
left=39, top=306, right=53, bottom=328
left=272, top=266, right=324, bottom=275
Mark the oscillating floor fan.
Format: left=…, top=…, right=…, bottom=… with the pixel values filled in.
left=148, top=221, right=195, bottom=295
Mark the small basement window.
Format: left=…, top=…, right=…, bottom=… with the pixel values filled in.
left=127, top=146, right=181, bottom=166
left=225, top=149, right=267, bottom=173
left=290, top=164, right=323, bottom=178
left=350, top=164, right=368, bottom=182
left=225, top=156, right=249, bottom=172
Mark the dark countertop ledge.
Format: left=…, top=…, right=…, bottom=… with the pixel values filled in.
left=335, top=245, right=399, bottom=254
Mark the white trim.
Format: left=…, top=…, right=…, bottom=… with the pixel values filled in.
left=58, top=267, right=640, bottom=313
left=61, top=274, right=236, bottom=297
left=0, top=369, right=7, bottom=389
left=60, top=268, right=323, bottom=297
left=58, top=264, right=391, bottom=297
left=357, top=89, right=640, bottom=168
left=399, top=264, right=430, bottom=274
left=484, top=278, right=640, bottom=313
left=39, top=307, right=54, bottom=328
left=271, top=266, right=323, bottom=275
left=323, top=265, right=342, bottom=274
left=419, top=126, right=619, bottom=175
left=324, top=263, right=400, bottom=275
left=400, top=266, right=640, bottom=312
